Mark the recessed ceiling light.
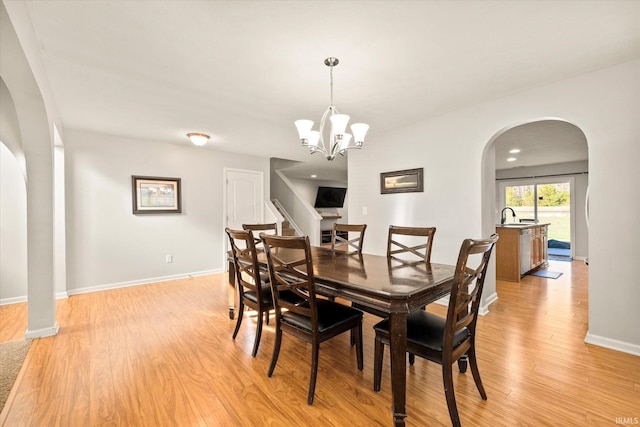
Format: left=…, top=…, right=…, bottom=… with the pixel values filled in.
left=509, top=148, right=521, bottom=154
left=507, top=157, right=517, bottom=162
left=310, top=174, right=317, bottom=178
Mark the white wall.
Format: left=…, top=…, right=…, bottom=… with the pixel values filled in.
left=64, top=129, right=270, bottom=293
left=0, top=143, right=28, bottom=302
left=348, top=59, right=640, bottom=354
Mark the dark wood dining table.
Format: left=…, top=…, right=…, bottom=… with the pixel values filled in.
left=227, top=245, right=456, bottom=427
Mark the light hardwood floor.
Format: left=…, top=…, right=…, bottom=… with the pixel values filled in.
left=1, top=260, right=638, bottom=426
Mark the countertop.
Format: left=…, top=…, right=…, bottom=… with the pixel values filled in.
left=495, top=223, right=550, bottom=229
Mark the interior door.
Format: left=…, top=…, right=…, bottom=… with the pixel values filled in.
left=225, top=168, right=264, bottom=231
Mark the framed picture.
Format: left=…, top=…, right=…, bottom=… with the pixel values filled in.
left=380, top=168, right=424, bottom=194
left=132, top=176, right=182, bottom=214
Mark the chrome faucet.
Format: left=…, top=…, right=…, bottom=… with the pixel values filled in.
left=501, top=207, right=516, bottom=224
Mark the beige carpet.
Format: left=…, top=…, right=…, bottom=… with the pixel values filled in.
left=0, top=340, right=32, bottom=413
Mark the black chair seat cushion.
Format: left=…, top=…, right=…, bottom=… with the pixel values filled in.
left=279, top=290, right=306, bottom=305
left=244, top=286, right=273, bottom=305
left=373, top=311, right=470, bottom=352
left=282, top=300, right=363, bottom=333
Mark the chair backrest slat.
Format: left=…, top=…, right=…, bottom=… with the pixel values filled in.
left=225, top=228, right=263, bottom=296
left=445, top=234, right=499, bottom=348
left=331, top=223, right=367, bottom=254
left=387, top=225, right=436, bottom=263
left=261, top=234, right=318, bottom=320
left=243, top=223, right=277, bottom=247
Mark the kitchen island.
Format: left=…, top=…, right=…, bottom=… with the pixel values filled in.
left=495, top=223, right=549, bottom=282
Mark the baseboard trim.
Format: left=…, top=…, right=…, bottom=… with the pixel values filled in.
left=0, top=295, right=27, bottom=306
left=0, top=270, right=223, bottom=306
left=0, top=291, right=69, bottom=306
left=25, top=321, right=60, bottom=339
left=66, top=269, right=223, bottom=296
left=479, top=291, right=499, bottom=316
left=585, top=332, right=640, bottom=357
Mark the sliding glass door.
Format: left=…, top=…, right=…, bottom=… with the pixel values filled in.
left=500, top=178, right=573, bottom=259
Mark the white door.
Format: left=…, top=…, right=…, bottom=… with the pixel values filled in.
left=225, top=168, right=264, bottom=231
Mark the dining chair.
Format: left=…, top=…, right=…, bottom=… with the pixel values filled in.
left=352, top=225, right=437, bottom=323
left=387, top=225, right=436, bottom=264
left=225, top=227, right=274, bottom=357
left=373, top=234, right=499, bottom=427
left=331, top=223, right=367, bottom=254
left=242, top=222, right=278, bottom=246
left=260, top=233, right=364, bottom=405
left=242, top=223, right=278, bottom=280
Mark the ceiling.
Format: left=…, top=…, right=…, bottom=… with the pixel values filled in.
left=493, top=120, right=588, bottom=170
left=15, top=1, right=640, bottom=180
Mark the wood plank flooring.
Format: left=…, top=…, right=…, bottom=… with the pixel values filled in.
left=1, top=260, right=639, bottom=426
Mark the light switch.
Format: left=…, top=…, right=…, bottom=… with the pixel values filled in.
left=362, top=206, right=368, bottom=215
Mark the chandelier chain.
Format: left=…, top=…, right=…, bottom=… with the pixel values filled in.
left=329, top=62, right=334, bottom=107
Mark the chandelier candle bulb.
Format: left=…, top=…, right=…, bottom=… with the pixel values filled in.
left=340, top=134, right=352, bottom=151
left=351, top=123, right=369, bottom=146
left=295, top=57, right=369, bottom=161
left=295, top=120, right=314, bottom=145
left=308, top=131, right=320, bottom=148
left=329, top=114, right=350, bottom=135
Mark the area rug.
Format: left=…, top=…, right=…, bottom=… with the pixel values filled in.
left=530, top=270, right=563, bottom=279
left=0, top=339, right=32, bottom=413
left=548, top=255, right=573, bottom=262
left=548, top=248, right=571, bottom=257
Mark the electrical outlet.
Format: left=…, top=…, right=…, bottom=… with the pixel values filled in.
left=165, top=255, right=172, bottom=263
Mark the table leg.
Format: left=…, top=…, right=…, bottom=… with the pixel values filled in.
left=389, top=312, right=408, bottom=426
left=228, top=260, right=236, bottom=320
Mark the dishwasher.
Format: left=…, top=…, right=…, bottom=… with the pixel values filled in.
left=519, top=228, right=532, bottom=275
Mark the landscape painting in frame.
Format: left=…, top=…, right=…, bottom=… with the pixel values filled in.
left=380, top=168, right=424, bottom=194
left=132, top=176, right=182, bottom=214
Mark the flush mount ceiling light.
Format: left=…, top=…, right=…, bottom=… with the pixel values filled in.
left=187, top=132, right=210, bottom=146
left=507, top=157, right=517, bottom=162
left=295, top=57, right=369, bottom=161
left=509, top=148, right=521, bottom=153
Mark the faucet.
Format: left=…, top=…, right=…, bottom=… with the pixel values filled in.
left=501, top=207, right=516, bottom=224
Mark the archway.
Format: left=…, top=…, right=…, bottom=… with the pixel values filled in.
left=1, top=4, right=58, bottom=338
left=481, top=118, right=589, bottom=302
left=0, top=142, right=28, bottom=302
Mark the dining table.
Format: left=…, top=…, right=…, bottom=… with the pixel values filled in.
left=227, top=245, right=456, bottom=427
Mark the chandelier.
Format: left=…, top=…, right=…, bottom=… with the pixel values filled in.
left=295, top=57, right=369, bottom=161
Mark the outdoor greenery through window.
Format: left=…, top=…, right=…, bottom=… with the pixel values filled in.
left=505, top=183, right=571, bottom=242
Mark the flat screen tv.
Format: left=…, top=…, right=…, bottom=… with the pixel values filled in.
left=314, top=186, right=347, bottom=208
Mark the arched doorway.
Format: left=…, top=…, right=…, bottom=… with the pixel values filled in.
left=1, top=4, right=58, bottom=338
left=481, top=118, right=589, bottom=299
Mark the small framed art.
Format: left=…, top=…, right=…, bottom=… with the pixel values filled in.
left=380, top=168, right=424, bottom=194
left=132, top=176, right=182, bottom=214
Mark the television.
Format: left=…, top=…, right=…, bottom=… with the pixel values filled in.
left=314, top=186, right=347, bottom=208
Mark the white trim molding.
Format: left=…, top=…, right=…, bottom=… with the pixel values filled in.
left=25, top=321, right=60, bottom=339
left=479, top=292, right=499, bottom=316
left=585, top=332, right=640, bottom=357
left=66, top=269, right=222, bottom=296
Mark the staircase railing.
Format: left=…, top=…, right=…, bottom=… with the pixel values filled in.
left=264, top=200, right=285, bottom=234
left=272, top=199, right=303, bottom=237
left=273, top=169, right=323, bottom=246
